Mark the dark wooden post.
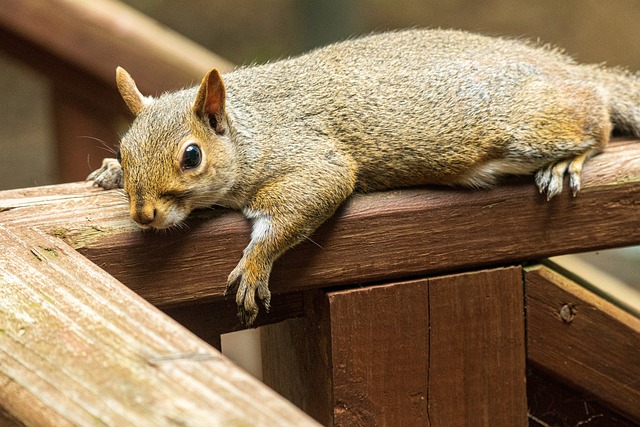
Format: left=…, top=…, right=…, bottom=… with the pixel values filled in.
left=262, top=267, right=528, bottom=426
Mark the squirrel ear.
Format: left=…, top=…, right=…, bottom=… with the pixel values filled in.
left=193, top=68, right=226, bottom=132
left=116, top=67, right=152, bottom=116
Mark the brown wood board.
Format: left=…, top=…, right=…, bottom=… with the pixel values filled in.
left=1, top=140, right=637, bottom=311
left=526, top=265, right=640, bottom=422
left=262, top=267, right=527, bottom=426
left=0, top=225, right=318, bottom=426
left=426, top=267, right=527, bottom=426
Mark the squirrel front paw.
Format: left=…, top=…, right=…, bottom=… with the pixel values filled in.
left=87, top=158, right=124, bottom=190
left=226, top=259, right=272, bottom=326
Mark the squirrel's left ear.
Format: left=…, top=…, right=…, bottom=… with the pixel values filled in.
left=193, top=68, right=226, bottom=133
left=116, top=67, right=153, bottom=116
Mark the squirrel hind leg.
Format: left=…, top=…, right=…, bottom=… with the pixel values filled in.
left=535, top=147, right=600, bottom=200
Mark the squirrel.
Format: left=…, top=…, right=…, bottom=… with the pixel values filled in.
left=89, top=29, right=640, bottom=325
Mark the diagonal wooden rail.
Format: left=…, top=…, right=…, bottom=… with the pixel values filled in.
left=0, top=225, right=318, bottom=426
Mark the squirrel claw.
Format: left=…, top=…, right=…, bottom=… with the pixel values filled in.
left=535, top=164, right=564, bottom=200
left=227, top=263, right=272, bottom=325
left=536, top=151, right=591, bottom=199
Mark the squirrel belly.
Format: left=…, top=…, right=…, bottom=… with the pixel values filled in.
left=89, top=28, right=640, bottom=324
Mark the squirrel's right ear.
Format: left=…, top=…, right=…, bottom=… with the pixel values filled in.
left=193, top=68, right=226, bottom=133
left=116, top=67, right=153, bottom=116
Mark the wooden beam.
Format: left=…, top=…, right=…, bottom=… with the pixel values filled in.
left=0, top=0, right=233, bottom=93
left=162, top=291, right=305, bottom=343
left=0, top=225, right=318, bottom=426
left=261, top=267, right=527, bottom=426
left=526, top=265, right=640, bottom=422
left=0, top=139, right=639, bottom=315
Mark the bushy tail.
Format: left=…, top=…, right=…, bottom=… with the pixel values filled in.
left=582, top=65, right=640, bottom=137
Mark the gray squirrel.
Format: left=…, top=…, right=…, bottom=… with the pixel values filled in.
left=89, top=29, right=640, bottom=324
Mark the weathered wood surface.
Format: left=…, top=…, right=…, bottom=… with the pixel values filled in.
left=1, top=139, right=638, bottom=315
left=526, top=265, right=640, bottom=422
left=262, top=267, right=527, bottom=426
left=0, top=0, right=233, bottom=94
left=0, top=225, right=318, bottom=426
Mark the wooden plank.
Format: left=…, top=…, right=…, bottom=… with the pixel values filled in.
left=0, top=225, right=318, bottom=426
left=427, top=267, right=527, bottom=426
left=0, top=0, right=233, bottom=93
left=261, top=291, right=334, bottom=426
left=0, top=140, right=639, bottom=310
left=527, top=368, right=638, bottom=427
left=262, top=267, right=527, bottom=426
left=526, top=265, right=640, bottom=422
left=327, top=280, right=430, bottom=426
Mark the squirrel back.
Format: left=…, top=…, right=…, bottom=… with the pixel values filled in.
left=91, top=28, right=640, bottom=323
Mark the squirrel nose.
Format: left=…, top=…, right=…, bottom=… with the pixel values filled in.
left=132, top=204, right=156, bottom=227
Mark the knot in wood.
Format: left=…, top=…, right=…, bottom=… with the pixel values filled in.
left=559, top=304, right=576, bottom=323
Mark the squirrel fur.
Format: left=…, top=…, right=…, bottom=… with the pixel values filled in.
left=89, top=29, right=640, bottom=324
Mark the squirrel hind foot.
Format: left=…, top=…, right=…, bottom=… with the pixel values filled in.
left=535, top=148, right=598, bottom=200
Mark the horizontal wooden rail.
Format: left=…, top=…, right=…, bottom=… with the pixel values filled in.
left=1, top=139, right=639, bottom=317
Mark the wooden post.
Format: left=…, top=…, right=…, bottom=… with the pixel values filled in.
left=262, top=267, right=527, bottom=426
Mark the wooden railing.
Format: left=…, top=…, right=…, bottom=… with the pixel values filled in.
left=1, top=139, right=639, bottom=426
left=1, top=0, right=639, bottom=425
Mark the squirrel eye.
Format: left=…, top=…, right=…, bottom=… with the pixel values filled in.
left=181, top=144, right=202, bottom=169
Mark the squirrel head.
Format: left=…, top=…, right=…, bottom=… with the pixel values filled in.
left=115, top=67, right=236, bottom=229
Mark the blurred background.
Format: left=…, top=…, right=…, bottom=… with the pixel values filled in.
left=1, top=0, right=638, bottom=376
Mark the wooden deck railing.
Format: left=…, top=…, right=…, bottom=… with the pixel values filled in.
left=1, top=0, right=639, bottom=425
left=1, top=139, right=639, bottom=426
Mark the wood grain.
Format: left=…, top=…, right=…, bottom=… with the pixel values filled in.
left=0, top=225, right=318, bottom=426
left=427, top=267, right=527, bottom=426
left=261, top=291, right=334, bottom=426
left=526, top=265, right=640, bottom=422
left=262, top=267, right=527, bottom=426
left=0, top=135, right=636, bottom=339
left=2, top=139, right=637, bottom=311
left=327, top=280, right=430, bottom=426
